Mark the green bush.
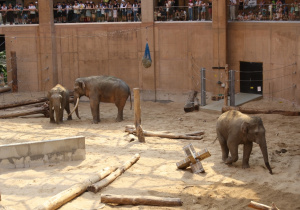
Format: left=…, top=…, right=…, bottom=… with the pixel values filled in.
left=0, top=50, right=7, bottom=83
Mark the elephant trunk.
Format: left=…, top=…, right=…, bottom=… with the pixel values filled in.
left=259, top=139, right=273, bottom=175
left=69, top=95, right=81, bottom=119
left=54, top=104, right=61, bottom=124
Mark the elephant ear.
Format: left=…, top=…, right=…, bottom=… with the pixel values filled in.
left=79, top=81, right=86, bottom=90
left=241, top=121, right=249, bottom=134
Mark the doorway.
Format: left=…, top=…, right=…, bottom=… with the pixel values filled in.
left=240, top=61, right=263, bottom=94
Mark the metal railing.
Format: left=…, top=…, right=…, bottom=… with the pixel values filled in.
left=228, top=3, right=300, bottom=21
left=154, top=6, right=212, bottom=22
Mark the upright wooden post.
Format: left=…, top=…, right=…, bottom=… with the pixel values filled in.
left=229, top=70, right=235, bottom=106
left=11, top=51, right=18, bottom=92
left=224, top=64, right=229, bottom=106
left=133, top=88, right=145, bottom=143
left=200, top=68, right=206, bottom=106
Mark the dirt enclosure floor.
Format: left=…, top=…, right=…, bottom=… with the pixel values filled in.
left=0, top=91, right=300, bottom=210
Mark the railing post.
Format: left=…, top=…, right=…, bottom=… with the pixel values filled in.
left=229, top=70, right=235, bottom=106
left=200, top=68, right=206, bottom=106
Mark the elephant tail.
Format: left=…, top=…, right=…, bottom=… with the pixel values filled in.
left=212, top=136, right=218, bottom=144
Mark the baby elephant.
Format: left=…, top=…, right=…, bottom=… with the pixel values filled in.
left=47, top=84, right=72, bottom=124
left=216, top=110, right=273, bottom=174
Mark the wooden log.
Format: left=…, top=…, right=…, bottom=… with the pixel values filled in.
left=248, top=201, right=279, bottom=210
left=0, top=97, right=48, bottom=110
left=0, top=86, right=11, bottom=94
left=87, top=154, right=140, bottom=193
left=34, top=166, right=117, bottom=210
left=125, top=125, right=204, bottom=140
left=133, top=88, right=145, bottom=143
left=0, top=103, right=49, bottom=118
left=222, top=106, right=300, bottom=116
left=100, top=194, right=182, bottom=206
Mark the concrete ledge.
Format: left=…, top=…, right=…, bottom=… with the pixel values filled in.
left=0, top=136, right=85, bottom=169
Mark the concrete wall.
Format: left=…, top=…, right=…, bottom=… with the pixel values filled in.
left=0, top=136, right=85, bottom=169
left=1, top=22, right=299, bottom=105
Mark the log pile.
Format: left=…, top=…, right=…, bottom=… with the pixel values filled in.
left=125, top=125, right=204, bottom=140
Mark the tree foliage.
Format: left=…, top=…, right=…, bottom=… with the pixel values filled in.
left=0, top=50, right=7, bottom=83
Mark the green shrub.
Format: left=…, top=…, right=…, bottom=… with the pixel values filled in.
left=0, top=50, right=7, bottom=83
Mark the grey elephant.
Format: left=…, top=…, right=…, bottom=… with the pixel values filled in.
left=70, top=75, right=132, bottom=124
left=216, top=110, right=273, bottom=174
left=47, top=84, right=72, bottom=124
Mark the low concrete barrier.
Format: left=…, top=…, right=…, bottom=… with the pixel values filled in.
left=0, top=136, right=85, bottom=169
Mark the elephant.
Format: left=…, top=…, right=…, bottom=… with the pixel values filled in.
left=216, top=110, right=273, bottom=174
left=47, top=84, right=72, bottom=124
left=70, top=75, right=132, bottom=124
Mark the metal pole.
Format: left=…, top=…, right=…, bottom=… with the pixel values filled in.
left=229, top=70, right=235, bottom=106
left=201, top=68, right=206, bottom=106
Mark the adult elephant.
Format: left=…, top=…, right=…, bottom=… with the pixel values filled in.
left=47, top=84, right=72, bottom=124
left=70, top=75, right=132, bottom=124
left=216, top=110, right=273, bottom=174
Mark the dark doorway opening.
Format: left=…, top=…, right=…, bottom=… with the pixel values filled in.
left=0, top=35, right=5, bottom=52
left=240, top=61, right=263, bottom=94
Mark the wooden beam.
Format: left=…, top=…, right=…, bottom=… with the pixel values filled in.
left=87, top=154, right=140, bottom=193
left=100, top=194, right=182, bottom=206
left=0, top=97, right=48, bottom=110
left=34, top=166, right=117, bottom=210
left=11, top=51, right=18, bottom=92
left=0, top=103, right=49, bottom=118
left=133, top=88, right=145, bottom=143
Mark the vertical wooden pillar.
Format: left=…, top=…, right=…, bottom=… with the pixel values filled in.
left=11, top=51, right=18, bottom=92
left=37, top=0, right=58, bottom=91
left=133, top=88, right=145, bottom=143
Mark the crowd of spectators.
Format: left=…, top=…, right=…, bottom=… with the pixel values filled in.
left=155, top=0, right=213, bottom=21
left=0, top=2, right=38, bottom=25
left=230, top=0, right=300, bottom=21
left=53, top=1, right=142, bottom=23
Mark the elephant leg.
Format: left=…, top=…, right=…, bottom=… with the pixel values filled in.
left=226, top=138, right=239, bottom=164
left=49, top=104, right=55, bottom=123
left=59, top=108, right=64, bottom=122
left=217, top=132, right=229, bottom=162
left=90, top=100, right=100, bottom=124
left=65, top=102, right=72, bottom=120
left=242, top=142, right=253, bottom=169
left=116, top=106, right=124, bottom=122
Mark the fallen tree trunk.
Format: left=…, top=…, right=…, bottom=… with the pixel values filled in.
left=222, top=106, right=300, bottom=116
left=125, top=125, right=204, bottom=140
left=34, top=166, right=117, bottom=210
left=100, top=194, right=182, bottom=206
left=0, top=103, right=49, bottom=118
left=0, top=86, right=11, bottom=94
left=248, top=201, right=279, bottom=210
left=0, top=97, right=48, bottom=110
left=88, top=154, right=140, bottom=193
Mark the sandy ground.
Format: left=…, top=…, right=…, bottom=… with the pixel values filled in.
left=0, top=91, right=300, bottom=210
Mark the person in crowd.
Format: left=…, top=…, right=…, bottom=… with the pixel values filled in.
left=73, top=1, right=80, bottom=22
left=180, top=9, right=186, bottom=21
left=127, top=1, right=132, bottom=21
left=61, top=2, right=67, bottom=23
left=295, top=0, right=299, bottom=19
left=237, top=11, right=244, bottom=20
left=174, top=9, right=180, bottom=20
left=133, top=1, right=139, bottom=22
left=104, top=2, right=109, bottom=22
left=56, top=2, right=63, bottom=23
left=238, top=0, right=244, bottom=15
left=1, top=3, right=7, bottom=25
left=66, top=2, right=73, bottom=23
left=79, top=1, right=85, bottom=22
left=230, top=0, right=236, bottom=21
left=96, top=2, right=101, bottom=22
left=201, top=1, right=207, bottom=21
left=208, top=0, right=212, bottom=20
left=289, top=3, right=295, bottom=20
left=195, top=0, right=202, bottom=21
left=16, top=3, right=23, bottom=24
left=85, top=2, right=91, bottom=22
left=28, top=2, right=37, bottom=23
left=188, top=0, right=193, bottom=21
left=120, top=0, right=127, bottom=22
left=112, top=0, right=119, bottom=22
left=6, top=3, right=14, bottom=25
left=91, top=2, right=96, bottom=22
left=165, top=0, right=170, bottom=20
